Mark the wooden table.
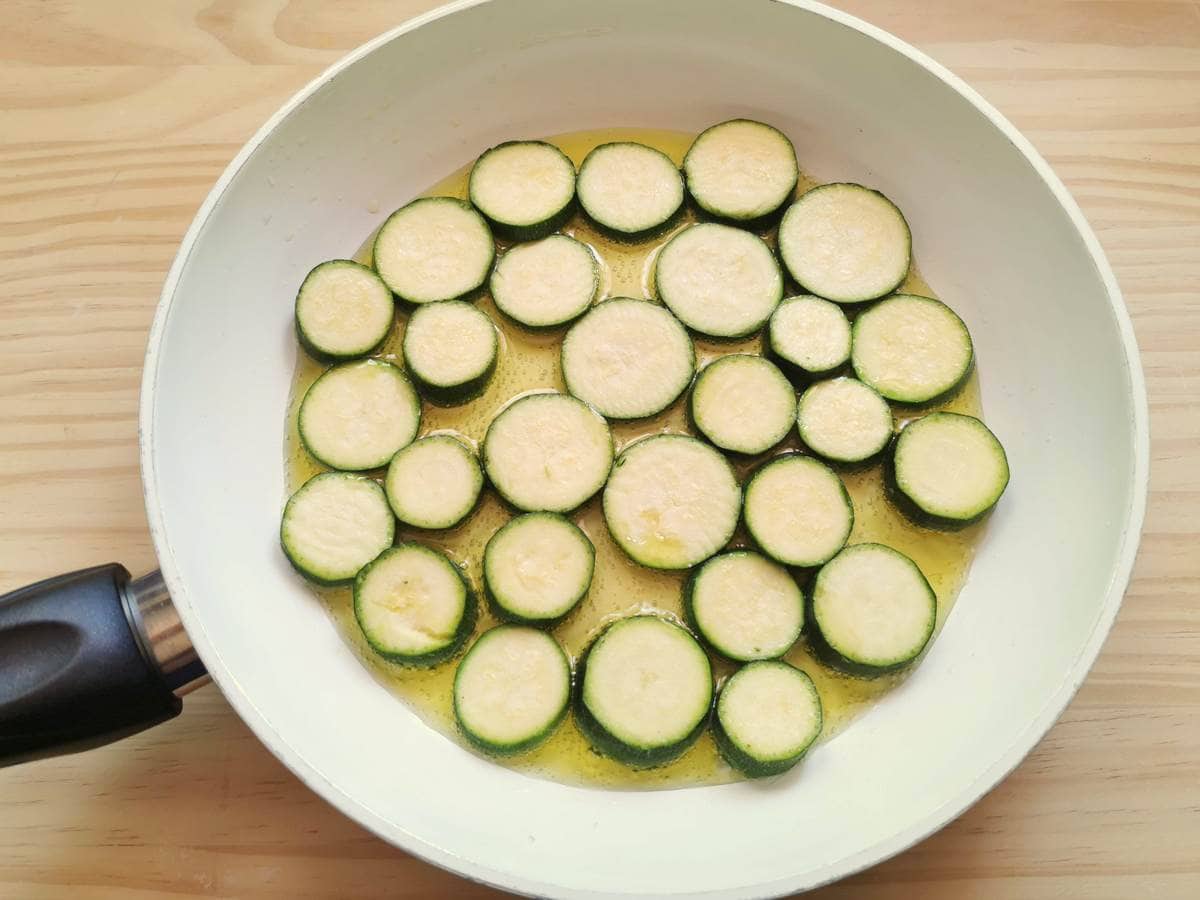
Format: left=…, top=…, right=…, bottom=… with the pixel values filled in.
left=1, top=1, right=1196, bottom=897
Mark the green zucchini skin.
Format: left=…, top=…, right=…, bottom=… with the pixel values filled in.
left=404, top=353, right=497, bottom=407
left=712, top=661, right=822, bottom=777
left=468, top=140, right=577, bottom=242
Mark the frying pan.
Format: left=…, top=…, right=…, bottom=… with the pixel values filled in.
left=0, top=1, right=1148, bottom=896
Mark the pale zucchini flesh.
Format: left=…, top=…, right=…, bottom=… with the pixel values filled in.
left=684, top=551, right=804, bottom=661
left=294, top=260, right=394, bottom=360
left=743, top=454, right=853, bottom=567
left=489, top=235, right=599, bottom=328
left=655, top=223, right=783, bottom=338
left=372, top=197, right=494, bottom=305
left=298, top=359, right=421, bottom=471
left=689, top=354, right=796, bottom=455
left=576, top=142, right=684, bottom=238
left=768, top=295, right=852, bottom=376
left=683, top=119, right=798, bottom=222
left=385, top=435, right=483, bottom=530
left=468, top=140, right=576, bottom=241
left=561, top=298, right=695, bottom=419
left=603, top=435, right=740, bottom=570
left=402, top=300, right=498, bottom=404
left=482, top=393, right=613, bottom=513
left=796, top=377, right=893, bottom=465
left=714, top=661, right=822, bottom=777
left=280, top=472, right=394, bottom=585
left=483, top=512, right=594, bottom=624
left=778, top=183, right=911, bottom=304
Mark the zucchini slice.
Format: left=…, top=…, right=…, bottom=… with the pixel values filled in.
left=714, top=661, right=822, bottom=777
left=810, top=543, right=936, bottom=676
left=576, top=142, right=683, bottom=239
left=684, top=551, right=804, bottom=661
left=889, top=412, right=1009, bottom=529
left=454, top=625, right=571, bottom=755
left=489, top=235, right=598, bottom=329
left=401, top=300, right=498, bottom=404
left=384, top=435, right=483, bottom=530
left=483, top=513, right=594, bottom=625
left=778, top=183, right=911, bottom=304
left=353, top=543, right=474, bottom=666
left=744, top=454, right=853, bottom=567
left=561, top=297, right=695, bottom=419
left=851, top=294, right=973, bottom=405
left=655, top=223, right=783, bottom=338
left=468, top=141, right=576, bottom=241
left=372, top=197, right=495, bottom=305
left=298, top=359, right=421, bottom=471
left=577, top=615, right=713, bottom=767
left=689, top=354, right=796, bottom=455
left=603, top=435, right=740, bottom=570
left=796, top=377, right=893, bottom=466
left=294, top=260, right=394, bottom=360
left=482, top=393, right=613, bottom=513
left=768, top=295, right=851, bottom=377
left=683, top=119, right=798, bottom=222
left=280, top=472, right=394, bottom=586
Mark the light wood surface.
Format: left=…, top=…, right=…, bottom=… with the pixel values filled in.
left=1, top=1, right=1197, bottom=897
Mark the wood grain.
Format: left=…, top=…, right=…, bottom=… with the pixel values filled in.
left=1, top=1, right=1197, bottom=897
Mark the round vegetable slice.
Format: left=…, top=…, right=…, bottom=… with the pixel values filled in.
left=689, top=354, right=796, bottom=455
left=561, top=298, right=695, bottom=419
left=683, top=119, right=798, bottom=222
left=810, top=543, right=936, bottom=676
left=796, top=377, right=893, bottom=465
left=714, top=661, right=822, bottom=777
left=454, top=625, right=571, bottom=755
left=603, top=435, right=740, bottom=570
left=577, top=142, right=683, bottom=239
left=468, top=140, right=576, bottom=241
left=385, top=435, right=483, bottom=530
left=778, top=183, right=911, bottom=304
left=280, top=472, right=394, bottom=586
left=889, top=412, right=1009, bottom=529
left=482, top=393, right=613, bottom=513
left=684, top=551, right=804, bottom=661
left=577, top=615, right=713, bottom=767
left=372, top=197, right=494, bottom=305
left=483, top=513, right=594, bottom=625
left=402, top=300, right=498, bottom=404
left=768, top=295, right=851, bottom=377
left=298, top=359, right=421, bottom=471
left=655, top=223, right=783, bottom=338
left=743, top=454, right=853, bottom=567
left=490, top=235, right=599, bottom=328
left=851, top=294, right=973, bottom=405
left=294, top=259, right=393, bottom=360
left=353, top=543, right=474, bottom=666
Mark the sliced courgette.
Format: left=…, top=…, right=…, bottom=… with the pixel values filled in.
left=683, top=119, right=798, bottom=223
left=454, top=625, right=571, bottom=755
left=373, top=197, right=494, bottom=305
left=298, top=359, right=421, bottom=471
left=778, top=183, right=911, bottom=304
left=401, top=300, right=498, bottom=404
left=483, top=512, right=594, bottom=625
left=767, top=295, right=851, bottom=377
left=796, top=377, right=893, bottom=466
left=482, top=393, right=613, bottom=513
left=714, top=661, right=822, bottom=778
left=280, top=472, right=394, bottom=586
left=689, top=354, right=796, bottom=455
left=353, top=543, right=474, bottom=666
left=468, top=140, right=576, bottom=241
left=603, top=435, right=740, bottom=570
left=385, top=434, right=483, bottom=530
left=576, top=142, right=683, bottom=239
left=743, top=454, right=853, bottom=567
left=684, top=551, right=804, bottom=661
left=809, top=543, right=936, bottom=676
left=889, top=412, right=1009, bottom=529
left=561, top=297, right=695, bottom=419
left=294, top=259, right=394, bottom=360
left=655, top=223, right=783, bottom=338
left=851, top=294, right=973, bottom=405
left=489, top=235, right=599, bottom=329
left=577, top=615, right=713, bottom=767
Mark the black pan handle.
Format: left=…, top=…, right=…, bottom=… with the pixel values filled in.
left=0, top=564, right=208, bottom=766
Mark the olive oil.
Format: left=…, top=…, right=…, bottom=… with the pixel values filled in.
left=284, top=128, right=986, bottom=789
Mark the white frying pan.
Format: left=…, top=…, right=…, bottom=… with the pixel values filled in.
left=0, top=1, right=1148, bottom=896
